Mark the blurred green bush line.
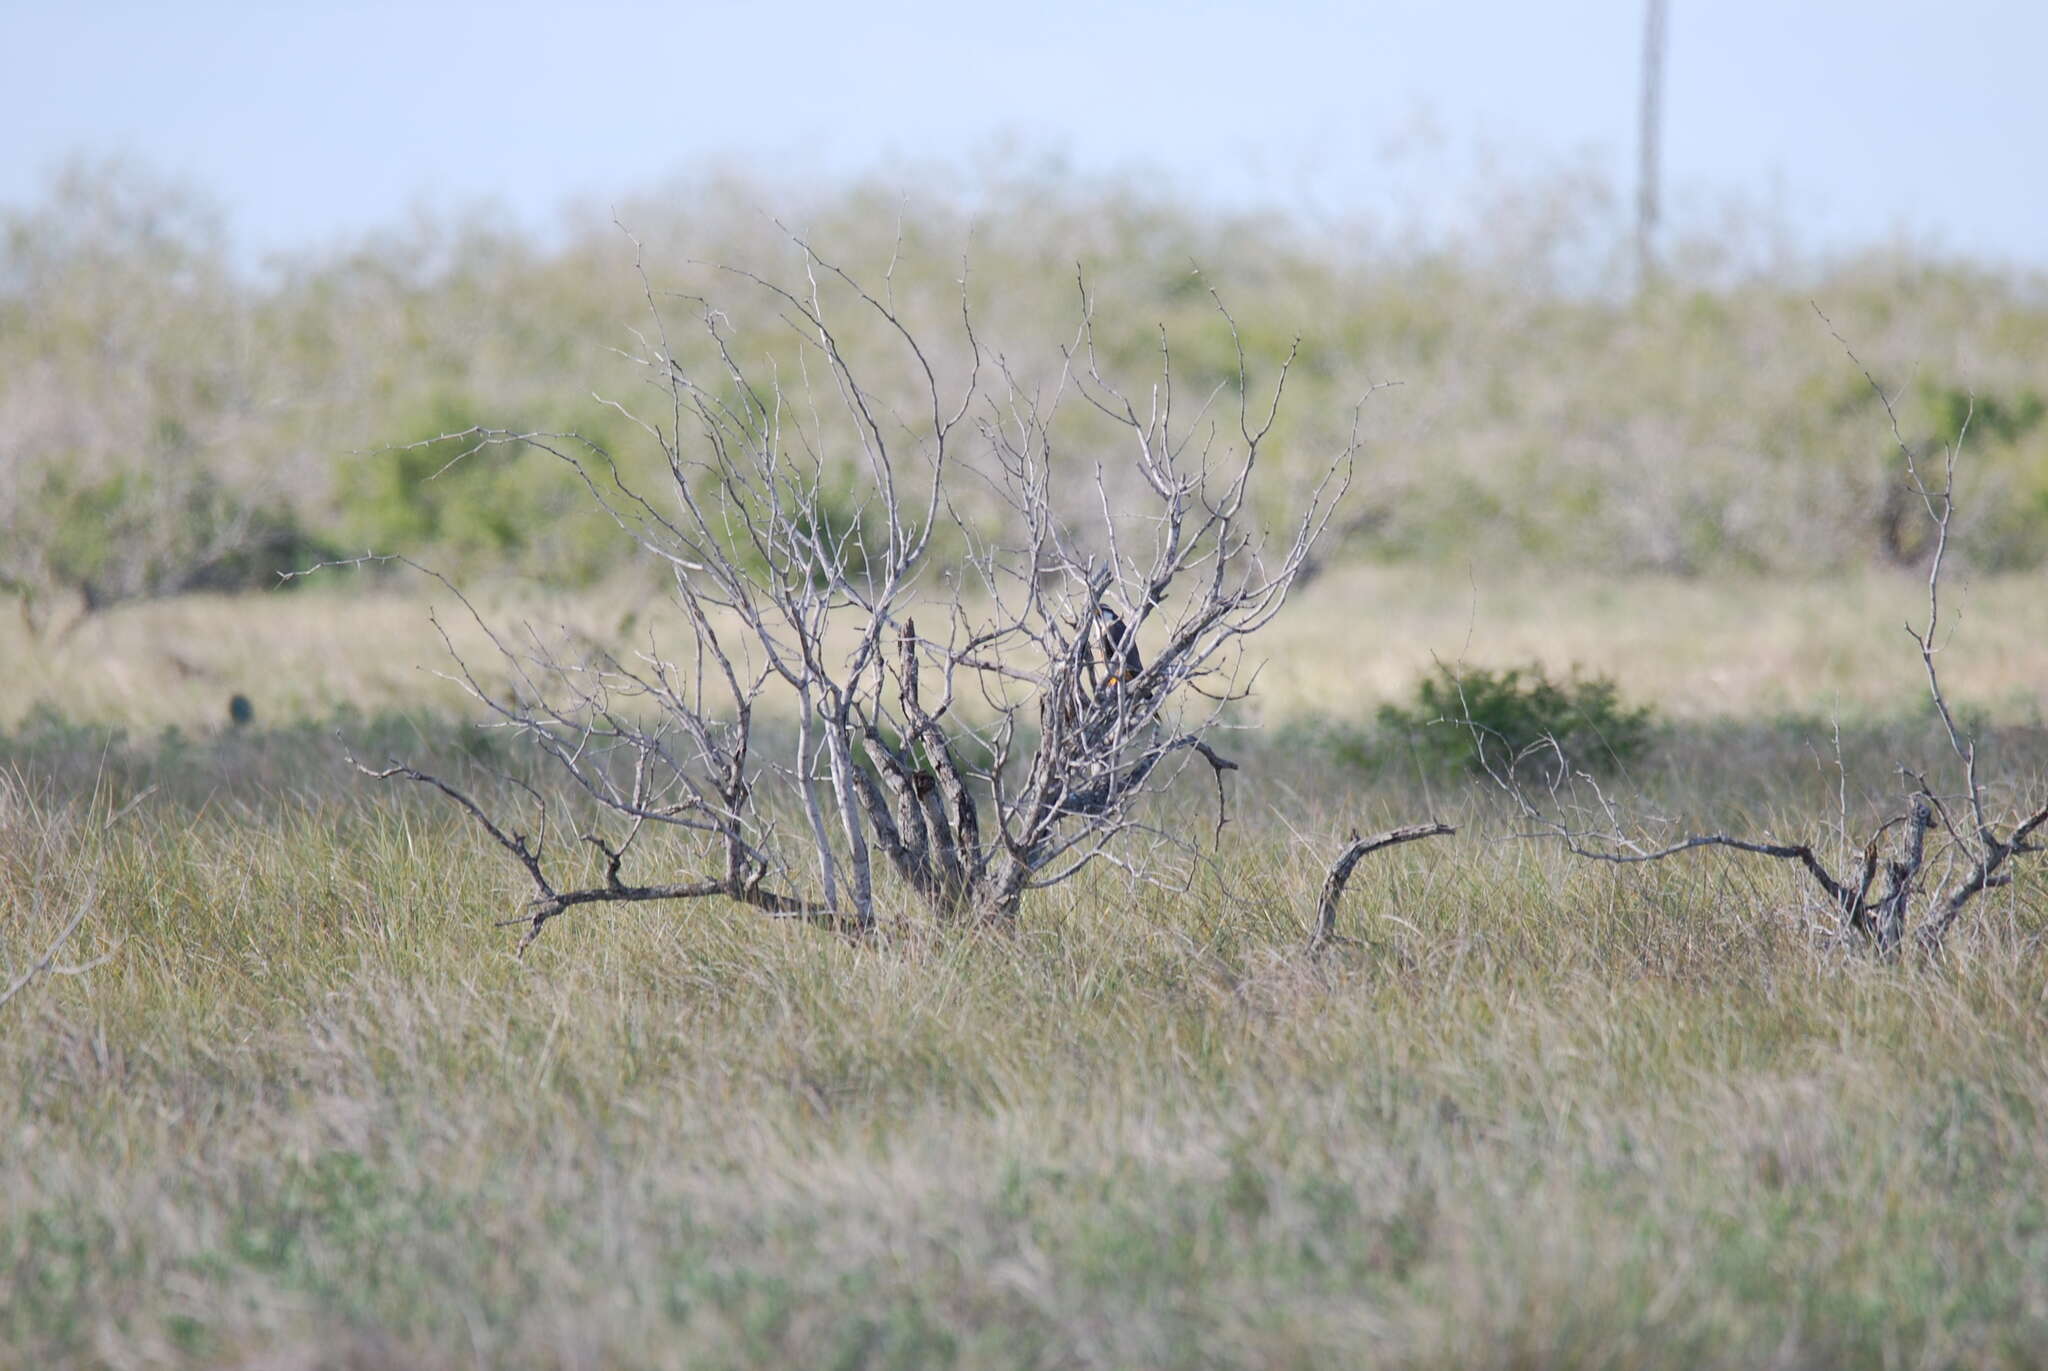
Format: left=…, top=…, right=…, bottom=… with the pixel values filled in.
left=5, top=158, right=2046, bottom=614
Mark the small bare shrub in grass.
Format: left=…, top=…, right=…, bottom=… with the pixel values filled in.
left=345, top=237, right=1448, bottom=946
left=1492, top=316, right=2048, bottom=958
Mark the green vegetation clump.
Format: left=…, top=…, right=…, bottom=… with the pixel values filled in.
left=1906, top=380, right=2048, bottom=570
left=27, top=464, right=336, bottom=606
left=1377, top=662, right=1656, bottom=775
left=333, top=414, right=618, bottom=587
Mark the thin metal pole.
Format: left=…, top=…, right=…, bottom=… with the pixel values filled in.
left=1636, top=0, right=1669, bottom=292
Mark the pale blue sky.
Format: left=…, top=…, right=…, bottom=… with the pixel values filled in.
left=3, top=0, right=2042, bottom=267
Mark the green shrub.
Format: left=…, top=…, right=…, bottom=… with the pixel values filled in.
left=333, top=395, right=618, bottom=584
left=21, top=464, right=338, bottom=610
left=1918, top=381, right=2045, bottom=449
left=1376, top=662, right=1655, bottom=777
left=1897, top=382, right=2048, bottom=571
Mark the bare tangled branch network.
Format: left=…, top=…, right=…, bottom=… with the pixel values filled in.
left=344, top=237, right=1401, bottom=949
left=1466, top=309, right=2047, bottom=958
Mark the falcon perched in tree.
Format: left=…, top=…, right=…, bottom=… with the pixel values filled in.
left=1094, top=603, right=1143, bottom=691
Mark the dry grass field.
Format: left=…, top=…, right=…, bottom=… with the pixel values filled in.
left=7, top=157, right=2048, bottom=1369
left=8, top=563, right=2047, bottom=733
left=5, top=569, right=2047, bottom=1369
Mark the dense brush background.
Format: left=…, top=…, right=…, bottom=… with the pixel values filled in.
left=5, top=156, right=2047, bottom=618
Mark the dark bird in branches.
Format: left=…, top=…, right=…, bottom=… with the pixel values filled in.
left=1094, top=604, right=1142, bottom=690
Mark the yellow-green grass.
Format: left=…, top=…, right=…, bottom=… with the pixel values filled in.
left=4, top=579, right=2048, bottom=1368
left=6, top=565, right=2046, bottom=734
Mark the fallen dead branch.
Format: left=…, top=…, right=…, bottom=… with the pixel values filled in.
left=1307, top=822, right=1456, bottom=953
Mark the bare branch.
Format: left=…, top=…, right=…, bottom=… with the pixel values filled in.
left=0, top=880, right=100, bottom=1016
left=1309, top=823, right=1456, bottom=953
